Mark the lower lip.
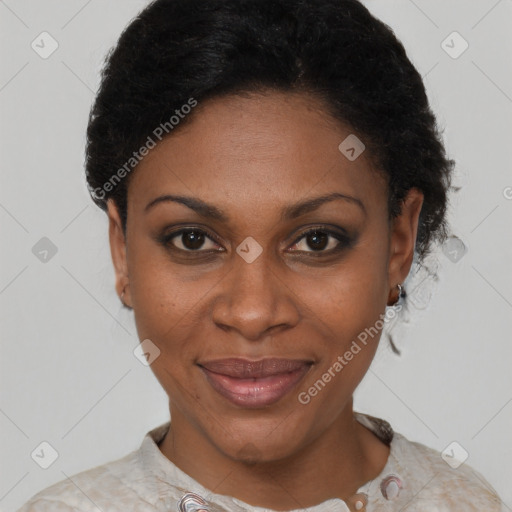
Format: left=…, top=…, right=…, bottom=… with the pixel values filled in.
left=200, top=365, right=311, bottom=408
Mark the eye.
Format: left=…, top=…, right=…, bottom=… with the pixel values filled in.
left=159, top=226, right=352, bottom=256
left=288, top=228, right=350, bottom=254
left=161, top=228, right=222, bottom=252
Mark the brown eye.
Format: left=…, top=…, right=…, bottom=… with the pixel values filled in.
left=179, top=230, right=206, bottom=250
left=304, top=231, right=329, bottom=251
left=163, top=229, right=221, bottom=252
left=289, top=228, right=351, bottom=253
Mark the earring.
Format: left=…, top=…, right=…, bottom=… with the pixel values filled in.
left=120, top=284, right=129, bottom=308
left=387, top=283, right=403, bottom=307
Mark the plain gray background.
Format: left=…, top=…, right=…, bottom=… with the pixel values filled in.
left=1, top=1, right=511, bottom=510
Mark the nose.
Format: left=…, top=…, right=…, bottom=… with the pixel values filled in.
left=211, top=248, right=300, bottom=341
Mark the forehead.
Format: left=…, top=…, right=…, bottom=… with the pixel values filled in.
left=127, top=91, right=387, bottom=219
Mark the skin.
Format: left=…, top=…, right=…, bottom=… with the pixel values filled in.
left=107, top=91, right=423, bottom=510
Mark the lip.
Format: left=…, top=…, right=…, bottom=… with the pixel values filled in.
left=198, top=358, right=313, bottom=408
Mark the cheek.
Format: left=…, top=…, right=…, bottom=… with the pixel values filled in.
left=303, top=233, right=390, bottom=390
left=127, top=237, right=198, bottom=333
left=316, top=236, right=389, bottom=333
left=126, top=250, right=190, bottom=380
left=128, top=262, right=203, bottom=403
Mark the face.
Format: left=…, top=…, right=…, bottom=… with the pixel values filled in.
left=108, top=91, right=423, bottom=463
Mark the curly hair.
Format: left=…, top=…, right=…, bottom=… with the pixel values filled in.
left=85, top=0, right=454, bottom=265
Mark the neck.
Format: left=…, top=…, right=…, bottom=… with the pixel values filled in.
left=158, top=401, right=390, bottom=510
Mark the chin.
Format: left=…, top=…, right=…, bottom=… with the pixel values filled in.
left=212, top=418, right=308, bottom=465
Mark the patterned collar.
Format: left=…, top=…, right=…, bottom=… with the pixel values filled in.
left=136, top=412, right=405, bottom=511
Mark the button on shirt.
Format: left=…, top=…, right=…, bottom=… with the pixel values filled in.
left=17, top=412, right=506, bottom=512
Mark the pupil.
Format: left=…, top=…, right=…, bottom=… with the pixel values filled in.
left=308, top=231, right=328, bottom=251
left=183, top=231, right=205, bottom=250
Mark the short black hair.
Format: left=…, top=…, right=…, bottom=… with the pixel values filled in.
left=85, top=0, right=454, bottom=264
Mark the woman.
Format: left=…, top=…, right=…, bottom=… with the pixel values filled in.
left=18, top=0, right=506, bottom=510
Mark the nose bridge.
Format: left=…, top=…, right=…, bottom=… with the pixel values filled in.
left=211, top=243, right=298, bottom=339
left=233, top=246, right=275, bottom=296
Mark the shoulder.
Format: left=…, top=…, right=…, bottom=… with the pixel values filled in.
left=390, top=432, right=505, bottom=511
left=16, top=422, right=180, bottom=512
left=16, top=449, right=145, bottom=512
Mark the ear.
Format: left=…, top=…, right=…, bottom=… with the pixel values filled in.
left=387, top=188, right=424, bottom=291
left=107, top=199, right=131, bottom=307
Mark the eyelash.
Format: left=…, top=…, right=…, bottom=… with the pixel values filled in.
left=158, top=226, right=353, bottom=257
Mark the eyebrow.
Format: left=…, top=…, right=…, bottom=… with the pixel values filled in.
left=144, top=192, right=366, bottom=221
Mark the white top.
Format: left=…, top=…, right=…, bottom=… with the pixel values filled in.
left=17, top=412, right=505, bottom=512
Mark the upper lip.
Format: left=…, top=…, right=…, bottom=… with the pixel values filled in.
left=198, top=358, right=312, bottom=379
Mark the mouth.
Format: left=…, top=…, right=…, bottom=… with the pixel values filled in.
left=198, top=358, right=313, bottom=409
